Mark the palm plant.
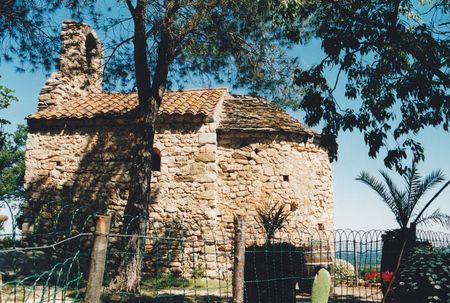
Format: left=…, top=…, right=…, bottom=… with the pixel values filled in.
left=357, top=161, right=450, bottom=230
left=256, top=200, right=293, bottom=241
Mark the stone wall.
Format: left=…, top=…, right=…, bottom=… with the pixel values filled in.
left=217, top=131, right=334, bottom=241
left=24, top=116, right=228, bottom=277
left=24, top=118, right=334, bottom=279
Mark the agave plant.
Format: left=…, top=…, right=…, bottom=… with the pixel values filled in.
left=357, top=161, right=450, bottom=230
left=256, top=199, right=293, bottom=241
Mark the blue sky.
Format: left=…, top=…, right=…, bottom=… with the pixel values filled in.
left=1, top=22, right=450, bottom=233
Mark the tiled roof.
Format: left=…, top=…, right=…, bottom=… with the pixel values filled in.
left=219, top=95, right=317, bottom=136
left=28, top=88, right=228, bottom=120
left=28, top=88, right=316, bottom=137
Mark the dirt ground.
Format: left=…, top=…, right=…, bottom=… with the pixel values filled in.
left=0, top=284, right=382, bottom=302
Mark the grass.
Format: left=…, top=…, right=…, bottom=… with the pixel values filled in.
left=101, top=274, right=231, bottom=303
left=139, top=272, right=231, bottom=291
left=141, top=273, right=190, bottom=289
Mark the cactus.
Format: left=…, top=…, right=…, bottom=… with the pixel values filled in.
left=311, top=268, right=331, bottom=303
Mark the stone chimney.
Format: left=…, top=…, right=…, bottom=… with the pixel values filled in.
left=38, top=21, right=103, bottom=110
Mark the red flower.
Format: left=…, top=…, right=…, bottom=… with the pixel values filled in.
left=382, top=271, right=394, bottom=283
left=364, top=270, right=382, bottom=283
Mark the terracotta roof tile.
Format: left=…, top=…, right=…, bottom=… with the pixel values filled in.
left=29, top=88, right=228, bottom=120
left=219, top=95, right=317, bottom=136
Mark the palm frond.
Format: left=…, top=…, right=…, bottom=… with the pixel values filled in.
left=415, top=208, right=450, bottom=229
left=404, top=161, right=422, bottom=217
left=356, top=171, right=403, bottom=225
left=410, top=169, right=446, bottom=212
left=378, top=170, right=409, bottom=228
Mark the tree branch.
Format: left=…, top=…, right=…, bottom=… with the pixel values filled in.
left=413, top=180, right=450, bottom=225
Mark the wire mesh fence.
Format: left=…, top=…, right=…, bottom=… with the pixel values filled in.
left=0, top=203, right=449, bottom=303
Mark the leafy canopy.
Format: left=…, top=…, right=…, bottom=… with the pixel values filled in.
left=0, top=124, right=27, bottom=199
left=0, top=79, right=27, bottom=230
left=290, top=0, right=450, bottom=172
left=0, top=0, right=304, bottom=102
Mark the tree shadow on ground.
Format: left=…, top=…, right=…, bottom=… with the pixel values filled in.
left=101, top=294, right=230, bottom=303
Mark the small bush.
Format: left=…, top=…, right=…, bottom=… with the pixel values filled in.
left=256, top=200, right=293, bottom=241
left=141, top=272, right=189, bottom=289
left=391, top=245, right=450, bottom=303
left=333, top=259, right=356, bottom=286
left=192, top=264, right=205, bottom=280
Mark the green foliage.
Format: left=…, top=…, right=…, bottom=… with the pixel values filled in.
left=256, top=200, right=293, bottom=240
left=288, top=0, right=450, bottom=171
left=1, top=0, right=305, bottom=103
left=0, top=124, right=27, bottom=199
left=311, top=268, right=330, bottom=303
left=0, top=77, right=18, bottom=148
left=0, top=1, right=59, bottom=71
left=357, top=160, right=450, bottom=229
left=141, top=273, right=189, bottom=289
left=191, top=264, right=205, bottom=280
left=392, top=245, right=450, bottom=303
left=0, top=80, right=27, bottom=230
left=0, top=235, right=13, bottom=248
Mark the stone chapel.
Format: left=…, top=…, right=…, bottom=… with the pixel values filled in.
left=23, top=21, right=334, bottom=243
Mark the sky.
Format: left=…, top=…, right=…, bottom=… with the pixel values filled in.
left=1, top=17, right=450, bottom=234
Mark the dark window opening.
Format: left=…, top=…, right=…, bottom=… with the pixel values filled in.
left=85, top=33, right=97, bottom=68
left=152, top=148, right=161, bottom=171
left=283, top=175, right=289, bottom=182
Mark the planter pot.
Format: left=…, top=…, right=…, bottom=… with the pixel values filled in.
left=298, top=243, right=333, bottom=293
left=380, top=228, right=431, bottom=297
left=244, top=243, right=303, bottom=303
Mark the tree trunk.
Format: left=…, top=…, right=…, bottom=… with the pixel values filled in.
left=107, top=0, right=174, bottom=293
left=107, top=106, right=156, bottom=292
left=107, top=0, right=157, bottom=293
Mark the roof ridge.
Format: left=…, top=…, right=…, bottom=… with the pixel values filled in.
left=219, top=94, right=318, bottom=137
left=78, top=87, right=229, bottom=96
left=168, top=87, right=228, bottom=92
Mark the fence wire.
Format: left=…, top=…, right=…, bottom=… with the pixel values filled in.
left=0, top=204, right=449, bottom=303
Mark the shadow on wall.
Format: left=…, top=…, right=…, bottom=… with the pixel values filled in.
left=24, top=116, right=205, bottom=234
left=22, top=117, right=211, bottom=276
left=24, top=121, right=133, bottom=236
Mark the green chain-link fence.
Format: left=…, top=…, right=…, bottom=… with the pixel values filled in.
left=1, top=202, right=449, bottom=303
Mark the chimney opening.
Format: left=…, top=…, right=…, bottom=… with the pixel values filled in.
left=85, top=33, right=97, bottom=69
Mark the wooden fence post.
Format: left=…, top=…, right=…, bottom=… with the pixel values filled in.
left=84, top=215, right=111, bottom=303
left=232, top=214, right=246, bottom=303
left=353, top=239, right=358, bottom=286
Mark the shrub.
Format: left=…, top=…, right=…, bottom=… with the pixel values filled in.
left=391, top=245, right=450, bottom=303
left=256, top=200, right=292, bottom=241
left=333, top=259, right=356, bottom=286
left=141, top=272, right=189, bottom=288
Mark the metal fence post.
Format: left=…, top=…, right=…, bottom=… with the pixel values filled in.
left=84, top=215, right=112, bottom=303
left=232, top=214, right=246, bottom=303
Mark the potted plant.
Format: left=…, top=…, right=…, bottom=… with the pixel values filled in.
left=357, top=159, right=450, bottom=295
left=244, top=200, right=302, bottom=303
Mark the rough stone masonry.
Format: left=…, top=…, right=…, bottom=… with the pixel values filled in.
left=23, top=21, right=334, bottom=278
